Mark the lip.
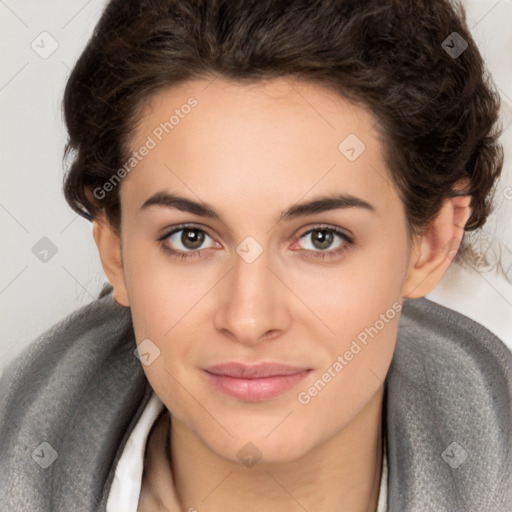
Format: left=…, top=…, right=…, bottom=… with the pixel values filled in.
left=203, top=362, right=313, bottom=402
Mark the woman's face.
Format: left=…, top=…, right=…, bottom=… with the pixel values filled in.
left=113, top=77, right=413, bottom=463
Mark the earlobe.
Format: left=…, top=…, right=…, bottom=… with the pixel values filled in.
left=401, top=194, right=472, bottom=298
left=92, top=215, right=130, bottom=307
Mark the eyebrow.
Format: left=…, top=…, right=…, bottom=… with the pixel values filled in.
left=140, top=191, right=377, bottom=223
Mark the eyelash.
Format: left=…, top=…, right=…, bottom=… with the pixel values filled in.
left=157, top=223, right=354, bottom=261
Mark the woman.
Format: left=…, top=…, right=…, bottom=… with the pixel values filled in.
left=1, top=0, right=511, bottom=511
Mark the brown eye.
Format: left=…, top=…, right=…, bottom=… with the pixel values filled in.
left=294, top=226, right=353, bottom=260
left=158, top=225, right=217, bottom=260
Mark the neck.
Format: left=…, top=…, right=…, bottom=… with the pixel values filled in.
left=162, top=386, right=385, bottom=512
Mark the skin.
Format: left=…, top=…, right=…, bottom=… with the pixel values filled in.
left=93, top=77, right=471, bottom=512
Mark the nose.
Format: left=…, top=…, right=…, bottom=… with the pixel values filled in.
left=213, top=247, right=290, bottom=346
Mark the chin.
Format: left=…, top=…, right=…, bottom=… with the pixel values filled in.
left=204, top=428, right=314, bottom=467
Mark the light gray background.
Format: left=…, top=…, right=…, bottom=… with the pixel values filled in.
left=1, top=0, right=512, bottom=375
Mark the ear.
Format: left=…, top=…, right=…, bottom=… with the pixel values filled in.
left=92, top=214, right=130, bottom=307
left=401, top=192, right=472, bottom=298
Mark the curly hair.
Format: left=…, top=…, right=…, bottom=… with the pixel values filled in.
left=61, top=0, right=504, bottom=272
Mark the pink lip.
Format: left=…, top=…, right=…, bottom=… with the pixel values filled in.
left=203, top=362, right=313, bottom=402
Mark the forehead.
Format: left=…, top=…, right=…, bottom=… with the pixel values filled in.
left=133, top=76, right=379, bottom=143
left=122, top=76, right=396, bottom=216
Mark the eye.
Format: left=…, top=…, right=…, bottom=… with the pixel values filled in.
left=158, top=224, right=218, bottom=260
left=292, top=225, right=353, bottom=260
left=157, top=223, right=354, bottom=261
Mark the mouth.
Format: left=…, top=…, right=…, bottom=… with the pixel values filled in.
left=202, top=362, right=313, bottom=402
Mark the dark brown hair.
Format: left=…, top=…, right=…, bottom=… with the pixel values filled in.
left=61, top=0, right=504, bottom=270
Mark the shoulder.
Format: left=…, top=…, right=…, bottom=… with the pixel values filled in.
left=0, top=287, right=153, bottom=510
left=396, top=296, right=512, bottom=387
left=385, top=297, right=512, bottom=510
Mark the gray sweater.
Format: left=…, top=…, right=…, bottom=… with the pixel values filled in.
left=1, top=286, right=511, bottom=511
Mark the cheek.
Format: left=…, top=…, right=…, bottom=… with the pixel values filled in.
left=289, top=236, right=406, bottom=419
left=120, top=229, right=190, bottom=330
left=120, top=240, right=197, bottom=392
left=293, top=309, right=399, bottom=444
left=286, top=224, right=407, bottom=348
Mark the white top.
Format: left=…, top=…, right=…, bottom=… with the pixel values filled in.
left=106, top=391, right=388, bottom=512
